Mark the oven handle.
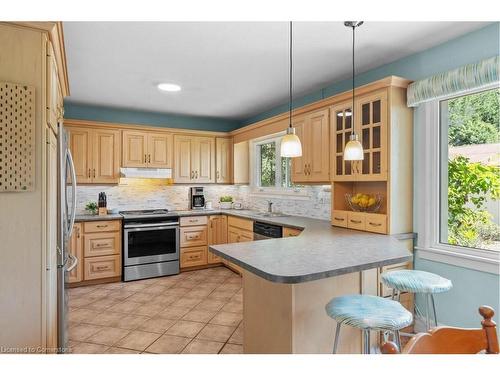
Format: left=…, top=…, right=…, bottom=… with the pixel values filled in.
left=124, top=225, right=179, bottom=232
left=124, top=222, right=179, bottom=229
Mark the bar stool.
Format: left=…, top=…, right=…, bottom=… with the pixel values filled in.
left=381, top=270, right=452, bottom=330
left=325, top=294, right=413, bottom=354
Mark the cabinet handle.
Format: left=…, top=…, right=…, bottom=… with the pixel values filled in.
left=195, top=171, right=198, bottom=179
left=145, top=154, right=147, bottom=163
left=76, top=226, right=80, bottom=238
left=148, top=154, right=151, bottom=163
left=88, top=168, right=91, bottom=178
left=350, top=219, right=362, bottom=224
left=368, top=222, right=382, bottom=227
left=217, top=170, right=220, bottom=179
left=94, top=243, right=109, bottom=248
left=187, top=234, right=200, bottom=240
left=95, top=265, right=110, bottom=271
left=189, top=219, right=198, bottom=222
left=334, top=217, right=345, bottom=221
left=304, top=164, right=308, bottom=175
left=191, top=171, right=194, bottom=179
left=93, top=169, right=96, bottom=178
left=96, top=224, right=108, bottom=228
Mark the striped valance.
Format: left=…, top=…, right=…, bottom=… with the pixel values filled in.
left=407, top=56, right=499, bottom=107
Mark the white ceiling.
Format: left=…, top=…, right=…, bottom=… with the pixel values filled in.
left=63, top=21, right=488, bottom=120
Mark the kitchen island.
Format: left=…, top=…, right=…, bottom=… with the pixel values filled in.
left=209, top=214, right=413, bottom=354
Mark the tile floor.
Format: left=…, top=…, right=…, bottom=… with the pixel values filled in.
left=68, top=266, right=244, bottom=354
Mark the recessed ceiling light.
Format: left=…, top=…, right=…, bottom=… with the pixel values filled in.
left=157, top=83, right=181, bottom=92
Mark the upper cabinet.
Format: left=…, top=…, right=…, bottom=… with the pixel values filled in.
left=122, top=130, right=172, bottom=168
left=46, top=41, right=63, bottom=134
left=216, top=137, right=232, bottom=183
left=291, top=108, right=330, bottom=183
left=331, top=89, right=388, bottom=182
left=174, top=135, right=215, bottom=183
left=68, top=126, right=121, bottom=184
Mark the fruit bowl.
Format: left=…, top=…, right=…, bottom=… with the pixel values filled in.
left=345, top=193, right=383, bottom=213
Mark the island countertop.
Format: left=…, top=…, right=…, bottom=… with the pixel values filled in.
left=209, top=213, right=413, bottom=284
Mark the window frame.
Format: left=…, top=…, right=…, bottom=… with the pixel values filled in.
left=249, top=132, right=309, bottom=198
left=415, top=84, right=500, bottom=274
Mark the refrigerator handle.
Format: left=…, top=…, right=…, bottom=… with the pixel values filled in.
left=66, top=149, right=77, bottom=239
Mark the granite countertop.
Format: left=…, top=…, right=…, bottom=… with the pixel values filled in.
left=75, top=213, right=123, bottom=222
left=209, top=213, right=413, bottom=284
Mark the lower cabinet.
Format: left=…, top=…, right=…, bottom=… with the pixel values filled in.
left=68, top=219, right=122, bottom=285
left=180, top=216, right=209, bottom=269
left=225, top=216, right=254, bottom=274
left=208, top=215, right=228, bottom=264
left=283, top=227, right=302, bottom=237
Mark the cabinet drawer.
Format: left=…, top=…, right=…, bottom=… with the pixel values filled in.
left=379, top=261, right=412, bottom=297
left=84, top=255, right=121, bottom=280
left=283, top=227, right=302, bottom=237
left=227, top=216, right=253, bottom=231
left=180, top=216, right=208, bottom=227
left=228, top=226, right=253, bottom=243
left=181, top=246, right=207, bottom=268
left=331, top=210, right=348, bottom=228
left=207, top=249, right=222, bottom=264
left=84, top=231, right=121, bottom=257
left=347, top=212, right=365, bottom=231
left=84, top=220, right=121, bottom=233
left=180, top=225, right=208, bottom=247
left=365, top=213, right=387, bottom=234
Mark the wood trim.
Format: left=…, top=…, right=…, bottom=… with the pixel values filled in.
left=7, top=22, right=70, bottom=96
left=64, top=118, right=230, bottom=137
left=231, top=76, right=411, bottom=143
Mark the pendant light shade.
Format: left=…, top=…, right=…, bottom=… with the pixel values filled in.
left=343, top=21, right=364, bottom=161
left=344, top=134, right=364, bottom=160
left=281, top=127, right=302, bottom=157
left=281, top=21, right=302, bottom=158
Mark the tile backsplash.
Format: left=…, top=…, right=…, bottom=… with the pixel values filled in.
left=75, top=179, right=331, bottom=220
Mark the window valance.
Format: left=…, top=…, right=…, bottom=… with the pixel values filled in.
left=407, top=55, right=499, bottom=107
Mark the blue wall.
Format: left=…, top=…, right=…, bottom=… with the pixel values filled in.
left=64, top=102, right=240, bottom=132
left=242, top=22, right=500, bottom=125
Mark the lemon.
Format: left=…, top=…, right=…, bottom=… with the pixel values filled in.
left=368, top=198, right=376, bottom=206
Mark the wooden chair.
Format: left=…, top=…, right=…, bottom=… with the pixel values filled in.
left=381, top=306, right=499, bottom=354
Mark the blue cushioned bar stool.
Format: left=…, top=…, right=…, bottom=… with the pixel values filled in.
left=325, top=294, right=413, bottom=354
left=381, top=270, right=452, bottom=330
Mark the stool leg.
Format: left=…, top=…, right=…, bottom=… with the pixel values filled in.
left=430, top=294, right=438, bottom=327
left=393, top=330, right=402, bottom=352
left=333, top=322, right=341, bottom=354
left=363, top=329, right=370, bottom=354
left=425, top=293, right=431, bottom=331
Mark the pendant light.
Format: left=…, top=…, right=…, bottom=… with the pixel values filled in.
left=280, top=21, right=302, bottom=158
left=343, top=21, right=364, bottom=161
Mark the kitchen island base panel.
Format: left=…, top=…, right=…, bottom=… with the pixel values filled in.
left=243, top=268, right=379, bottom=354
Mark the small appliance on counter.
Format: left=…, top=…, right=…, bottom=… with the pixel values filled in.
left=189, top=187, right=205, bottom=210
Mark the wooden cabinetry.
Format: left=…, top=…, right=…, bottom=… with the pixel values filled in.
left=283, top=227, right=302, bottom=237
left=68, top=223, right=83, bottom=283
left=331, top=89, right=388, bottom=182
left=174, top=135, right=215, bottom=183
left=292, top=108, right=330, bottom=183
left=122, top=130, right=173, bottom=168
left=331, top=84, right=413, bottom=236
left=81, top=220, right=122, bottom=282
left=180, top=215, right=208, bottom=268
left=67, top=126, right=121, bottom=184
left=208, top=215, right=228, bottom=264
left=225, top=216, right=254, bottom=274
left=216, top=138, right=232, bottom=183
left=46, top=41, right=63, bottom=135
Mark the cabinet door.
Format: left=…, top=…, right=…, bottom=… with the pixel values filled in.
left=307, top=109, right=330, bottom=182
left=216, top=138, right=232, bottom=183
left=148, top=132, right=172, bottom=168
left=68, top=223, right=83, bottom=283
left=208, top=216, right=223, bottom=264
left=228, top=227, right=241, bottom=243
left=356, top=89, right=388, bottom=181
left=331, top=101, right=356, bottom=181
left=193, top=137, right=215, bottom=183
left=92, top=129, right=120, bottom=183
left=291, top=117, right=308, bottom=183
left=122, top=130, right=147, bottom=167
left=174, top=135, right=193, bottom=183
left=68, top=127, right=92, bottom=183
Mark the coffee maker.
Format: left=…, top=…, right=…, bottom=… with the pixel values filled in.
left=189, top=187, right=205, bottom=210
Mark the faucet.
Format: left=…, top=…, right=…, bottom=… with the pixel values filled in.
left=267, top=200, right=273, bottom=213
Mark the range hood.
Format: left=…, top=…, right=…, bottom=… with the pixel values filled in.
left=120, top=167, right=172, bottom=179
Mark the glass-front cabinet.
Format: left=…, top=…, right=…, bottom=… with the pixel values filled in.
left=331, top=88, right=388, bottom=182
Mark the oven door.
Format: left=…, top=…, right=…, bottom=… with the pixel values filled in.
left=124, top=224, right=179, bottom=266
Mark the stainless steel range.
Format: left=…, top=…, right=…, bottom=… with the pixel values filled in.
left=120, top=209, right=180, bottom=281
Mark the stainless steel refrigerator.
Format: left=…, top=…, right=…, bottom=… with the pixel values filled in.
left=57, top=123, right=77, bottom=352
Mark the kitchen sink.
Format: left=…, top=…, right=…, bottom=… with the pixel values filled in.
left=254, top=212, right=288, bottom=217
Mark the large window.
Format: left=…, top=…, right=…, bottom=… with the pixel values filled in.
left=440, top=88, right=500, bottom=252
left=253, top=135, right=294, bottom=190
